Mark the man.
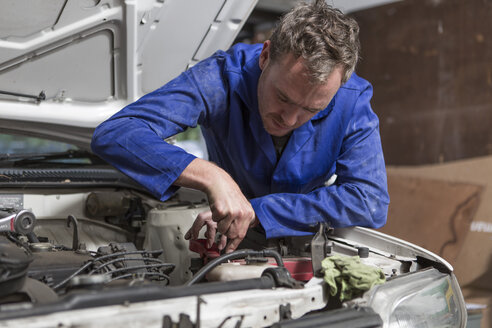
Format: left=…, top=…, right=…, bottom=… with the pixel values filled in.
left=91, top=1, right=389, bottom=254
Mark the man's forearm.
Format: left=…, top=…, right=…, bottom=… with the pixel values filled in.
left=174, top=158, right=227, bottom=193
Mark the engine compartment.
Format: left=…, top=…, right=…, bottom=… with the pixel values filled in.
left=0, top=189, right=418, bottom=306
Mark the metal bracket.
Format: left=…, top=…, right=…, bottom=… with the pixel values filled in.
left=162, top=313, right=194, bottom=328
left=311, top=223, right=333, bottom=277
left=67, top=215, right=79, bottom=251
left=279, top=303, right=292, bottom=321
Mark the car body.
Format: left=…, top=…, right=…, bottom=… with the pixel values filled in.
left=0, top=1, right=467, bottom=327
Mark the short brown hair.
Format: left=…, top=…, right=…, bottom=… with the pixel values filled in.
left=269, top=0, right=360, bottom=83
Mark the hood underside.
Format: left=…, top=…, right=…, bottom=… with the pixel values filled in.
left=0, top=0, right=257, bottom=146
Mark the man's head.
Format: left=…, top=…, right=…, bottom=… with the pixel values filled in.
left=269, top=0, right=360, bottom=84
left=257, top=1, right=360, bottom=137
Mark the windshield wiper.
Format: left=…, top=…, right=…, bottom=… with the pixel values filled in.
left=0, top=149, right=101, bottom=163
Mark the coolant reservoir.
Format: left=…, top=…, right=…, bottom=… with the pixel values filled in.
left=206, top=257, right=314, bottom=282
left=143, top=203, right=209, bottom=285
left=206, top=261, right=275, bottom=282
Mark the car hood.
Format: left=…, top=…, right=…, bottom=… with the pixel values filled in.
left=0, top=0, right=257, bottom=147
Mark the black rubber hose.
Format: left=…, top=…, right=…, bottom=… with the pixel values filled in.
left=54, top=249, right=166, bottom=290
left=109, top=272, right=171, bottom=284
left=102, top=263, right=175, bottom=276
left=89, top=257, right=170, bottom=274
left=26, top=232, right=39, bottom=243
left=186, top=249, right=284, bottom=286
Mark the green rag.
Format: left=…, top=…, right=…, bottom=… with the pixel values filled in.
left=321, top=254, right=386, bottom=301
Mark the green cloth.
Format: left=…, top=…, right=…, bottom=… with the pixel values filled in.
left=321, top=254, right=386, bottom=301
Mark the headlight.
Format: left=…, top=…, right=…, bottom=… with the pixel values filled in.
left=355, top=268, right=466, bottom=327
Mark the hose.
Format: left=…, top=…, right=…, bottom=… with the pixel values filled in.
left=186, top=249, right=284, bottom=286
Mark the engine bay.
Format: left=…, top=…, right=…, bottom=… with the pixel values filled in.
left=0, top=188, right=470, bottom=328
left=0, top=189, right=414, bottom=306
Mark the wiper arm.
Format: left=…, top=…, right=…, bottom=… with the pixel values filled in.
left=0, top=149, right=98, bottom=163
left=0, top=90, right=46, bottom=103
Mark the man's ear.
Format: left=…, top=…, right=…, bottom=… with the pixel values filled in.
left=259, top=40, right=271, bottom=70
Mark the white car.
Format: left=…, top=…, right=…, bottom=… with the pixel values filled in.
left=0, top=1, right=466, bottom=327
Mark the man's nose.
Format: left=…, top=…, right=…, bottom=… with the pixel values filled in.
left=280, top=107, right=298, bottom=127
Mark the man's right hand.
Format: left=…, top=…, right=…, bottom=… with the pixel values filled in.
left=177, top=158, right=256, bottom=253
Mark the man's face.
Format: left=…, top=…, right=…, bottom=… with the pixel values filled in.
left=257, top=41, right=343, bottom=137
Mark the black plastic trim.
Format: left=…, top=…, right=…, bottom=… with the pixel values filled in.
left=0, top=168, right=148, bottom=192
left=272, top=306, right=383, bottom=328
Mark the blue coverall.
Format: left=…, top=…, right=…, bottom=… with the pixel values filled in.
left=91, top=43, right=389, bottom=239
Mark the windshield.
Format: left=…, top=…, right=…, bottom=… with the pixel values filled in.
left=0, top=133, right=77, bottom=155
left=0, top=133, right=99, bottom=165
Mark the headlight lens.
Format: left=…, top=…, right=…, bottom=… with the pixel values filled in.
left=359, top=268, right=466, bottom=327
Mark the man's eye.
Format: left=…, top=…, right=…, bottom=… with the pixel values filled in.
left=304, top=108, right=318, bottom=114
left=278, top=95, right=288, bottom=103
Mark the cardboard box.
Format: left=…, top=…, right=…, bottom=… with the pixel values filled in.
left=379, top=156, right=492, bottom=327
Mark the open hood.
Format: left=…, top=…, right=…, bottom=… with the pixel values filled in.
left=0, top=0, right=257, bottom=146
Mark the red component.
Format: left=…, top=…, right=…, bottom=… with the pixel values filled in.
left=10, top=217, right=14, bottom=231
left=282, top=257, right=314, bottom=281
left=189, top=239, right=221, bottom=263
left=238, top=256, right=314, bottom=281
left=188, top=240, right=314, bottom=281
